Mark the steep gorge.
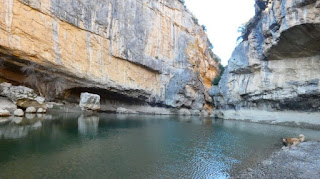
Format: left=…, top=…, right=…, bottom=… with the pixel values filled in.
left=211, top=0, right=320, bottom=126
left=0, top=0, right=220, bottom=114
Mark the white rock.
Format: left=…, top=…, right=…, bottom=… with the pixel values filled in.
left=0, top=82, right=45, bottom=104
left=0, top=97, right=17, bottom=111
left=37, top=108, right=46, bottom=113
left=0, top=109, right=11, bottom=117
left=26, top=107, right=37, bottom=113
left=14, top=109, right=24, bottom=117
left=79, top=92, right=100, bottom=111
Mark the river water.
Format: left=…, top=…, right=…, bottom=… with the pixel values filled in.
left=0, top=113, right=319, bottom=178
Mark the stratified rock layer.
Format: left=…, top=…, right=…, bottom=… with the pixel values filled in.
left=0, top=0, right=219, bottom=113
left=212, top=0, right=320, bottom=124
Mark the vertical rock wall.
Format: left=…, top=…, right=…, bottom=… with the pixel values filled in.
left=211, top=0, right=320, bottom=125
left=0, top=0, right=220, bottom=114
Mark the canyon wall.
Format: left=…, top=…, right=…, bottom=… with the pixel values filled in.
left=0, top=0, right=219, bottom=114
left=211, top=0, right=320, bottom=126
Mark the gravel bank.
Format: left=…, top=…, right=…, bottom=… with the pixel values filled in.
left=233, top=141, right=320, bottom=179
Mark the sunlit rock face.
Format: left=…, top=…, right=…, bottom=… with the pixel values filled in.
left=211, top=0, right=320, bottom=122
left=0, top=0, right=219, bottom=113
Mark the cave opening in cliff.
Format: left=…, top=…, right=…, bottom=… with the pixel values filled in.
left=64, top=87, right=147, bottom=112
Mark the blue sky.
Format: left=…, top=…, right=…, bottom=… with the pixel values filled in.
left=184, top=0, right=255, bottom=65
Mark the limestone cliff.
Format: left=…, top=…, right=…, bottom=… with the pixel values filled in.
left=211, top=0, right=320, bottom=125
left=0, top=0, right=219, bottom=114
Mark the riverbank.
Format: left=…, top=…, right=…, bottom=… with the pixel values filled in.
left=233, top=141, right=320, bottom=179
left=215, top=109, right=320, bottom=130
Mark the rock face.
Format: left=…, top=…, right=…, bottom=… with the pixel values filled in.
left=79, top=92, right=101, bottom=111
left=0, top=0, right=219, bottom=114
left=212, top=0, right=320, bottom=124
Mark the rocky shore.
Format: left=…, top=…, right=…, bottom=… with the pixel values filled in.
left=234, top=141, right=320, bottom=179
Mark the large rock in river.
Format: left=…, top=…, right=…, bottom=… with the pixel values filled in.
left=79, top=93, right=100, bottom=111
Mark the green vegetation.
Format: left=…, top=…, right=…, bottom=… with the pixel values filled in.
left=207, top=38, right=213, bottom=50
left=192, top=17, right=199, bottom=25
left=212, top=64, right=225, bottom=86
left=202, top=25, right=207, bottom=32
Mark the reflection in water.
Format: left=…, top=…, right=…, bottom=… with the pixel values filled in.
left=0, top=114, right=319, bottom=178
left=25, top=113, right=36, bottom=120
left=78, top=115, right=99, bottom=135
left=13, top=117, right=23, bottom=124
left=0, top=117, right=42, bottom=139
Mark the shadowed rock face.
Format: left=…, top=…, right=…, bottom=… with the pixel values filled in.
left=211, top=0, right=320, bottom=120
left=0, top=0, right=219, bottom=113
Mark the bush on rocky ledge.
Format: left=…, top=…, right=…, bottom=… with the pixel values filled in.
left=212, top=64, right=225, bottom=86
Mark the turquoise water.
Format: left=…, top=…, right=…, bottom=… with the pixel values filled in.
left=0, top=113, right=319, bottom=178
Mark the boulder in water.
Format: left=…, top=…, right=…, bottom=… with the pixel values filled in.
left=14, top=109, right=24, bottom=117
left=26, top=107, right=37, bottom=113
left=79, top=93, right=100, bottom=111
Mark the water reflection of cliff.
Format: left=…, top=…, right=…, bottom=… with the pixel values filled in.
left=78, top=115, right=100, bottom=135
left=0, top=117, right=43, bottom=139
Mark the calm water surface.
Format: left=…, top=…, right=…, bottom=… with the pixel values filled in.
left=0, top=113, right=320, bottom=178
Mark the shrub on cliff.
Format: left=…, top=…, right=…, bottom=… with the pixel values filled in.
left=212, top=64, right=225, bottom=86
left=202, top=25, right=207, bottom=32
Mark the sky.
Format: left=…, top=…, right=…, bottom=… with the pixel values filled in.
left=184, top=0, right=255, bottom=66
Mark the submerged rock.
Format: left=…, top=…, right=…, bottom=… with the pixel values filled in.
left=79, top=93, right=100, bottom=111
left=14, top=109, right=24, bottom=117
